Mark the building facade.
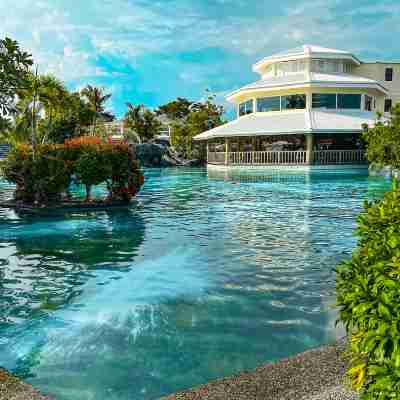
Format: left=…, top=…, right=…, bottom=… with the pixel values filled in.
left=194, top=45, right=399, bottom=167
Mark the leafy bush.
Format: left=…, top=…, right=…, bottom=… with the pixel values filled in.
left=362, top=104, right=400, bottom=170
left=2, top=139, right=144, bottom=204
left=336, top=181, right=400, bottom=398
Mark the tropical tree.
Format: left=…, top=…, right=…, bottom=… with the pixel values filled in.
left=124, top=103, right=161, bottom=142
left=0, top=37, right=33, bottom=117
left=81, top=85, right=112, bottom=135
left=157, top=93, right=225, bottom=158
left=362, top=104, right=400, bottom=170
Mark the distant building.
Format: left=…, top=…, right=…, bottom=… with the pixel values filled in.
left=194, top=45, right=399, bottom=167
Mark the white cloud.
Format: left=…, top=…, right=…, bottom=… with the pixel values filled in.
left=1, top=0, right=400, bottom=112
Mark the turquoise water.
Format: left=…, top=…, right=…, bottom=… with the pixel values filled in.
left=0, top=168, right=391, bottom=400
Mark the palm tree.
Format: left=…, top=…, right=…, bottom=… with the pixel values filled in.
left=81, top=85, right=112, bottom=135
left=124, top=103, right=161, bottom=142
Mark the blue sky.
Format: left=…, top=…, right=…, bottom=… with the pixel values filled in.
left=1, top=0, right=400, bottom=118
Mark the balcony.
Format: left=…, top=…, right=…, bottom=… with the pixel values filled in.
left=207, top=149, right=366, bottom=166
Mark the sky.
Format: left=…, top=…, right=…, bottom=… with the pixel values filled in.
left=1, top=0, right=400, bottom=118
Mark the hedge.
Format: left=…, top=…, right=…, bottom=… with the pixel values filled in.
left=1, top=138, right=144, bottom=204
left=336, top=181, right=400, bottom=398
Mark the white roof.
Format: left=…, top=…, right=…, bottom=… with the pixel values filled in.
left=193, top=110, right=378, bottom=140
left=253, top=44, right=361, bottom=72
left=227, top=72, right=388, bottom=101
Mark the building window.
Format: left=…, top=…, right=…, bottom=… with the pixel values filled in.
left=384, top=98, right=392, bottom=113
left=257, top=96, right=281, bottom=112
left=275, top=60, right=306, bottom=76
left=343, top=63, right=353, bottom=74
left=364, top=95, right=373, bottom=111
left=312, top=93, right=337, bottom=109
left=281, top=94, right=306, bottom=110
left=337, top=94, right=361, bottom=109
left=385, top=68, right=393, bottom=81
left=238, top=99, right=254, bottom=116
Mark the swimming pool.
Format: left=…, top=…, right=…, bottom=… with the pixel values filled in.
left=0, top=168, right=391, bottom=400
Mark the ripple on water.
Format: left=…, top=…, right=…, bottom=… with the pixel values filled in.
left=0, top=168, right=391, bottom=400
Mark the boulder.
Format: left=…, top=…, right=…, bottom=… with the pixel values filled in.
left=134, top=143, right=201, bottom=167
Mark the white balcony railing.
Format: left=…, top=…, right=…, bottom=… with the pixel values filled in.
left=313, top=150, right=366, bottom=164
left=207, top=150, right=366, bottom=166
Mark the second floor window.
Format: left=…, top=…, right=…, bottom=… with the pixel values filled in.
left=384, top=98, right=392, bottom=113
left=385, top=68, right=393, bottom=81
left=238, top=100, right=254, bottom=116
left=312, top=93, right=337, bottom=109
left=257, top=96, right=281, bottom=112
left=337, top=94, right=361, bottom=109
left=281, top=94, right=306, bottom=110
left=364, top=95, right=373, bottom=111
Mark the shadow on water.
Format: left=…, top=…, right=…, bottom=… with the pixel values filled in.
left=0, top=208, right=146, bottom=328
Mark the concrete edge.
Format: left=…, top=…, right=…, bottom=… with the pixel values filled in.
left=161, top=339, right=359, bottom=400
left=0, top=369, right=51, bottom=400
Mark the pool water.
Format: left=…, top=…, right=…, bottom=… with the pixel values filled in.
left=0, top=168, right=391, bottom=400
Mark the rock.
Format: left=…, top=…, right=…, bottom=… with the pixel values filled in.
left=135, top=143, right=167, bottom=167
left=134, top=143, right=200, bottom=167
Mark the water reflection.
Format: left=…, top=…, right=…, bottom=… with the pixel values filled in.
left=0, top=209, right=145, bottom=327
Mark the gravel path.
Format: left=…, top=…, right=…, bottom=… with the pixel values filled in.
left=163, top=339, right=359, bottom=400
left=0, top=369, right=50, bottom=400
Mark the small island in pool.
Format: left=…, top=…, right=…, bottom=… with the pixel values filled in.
left=0, top=136, right=145, bottom=212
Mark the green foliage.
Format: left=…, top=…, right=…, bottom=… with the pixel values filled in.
left=2, top=145, right=71, bottom=203
left=81, top=85, right=113, bottom=135
left=156, top=97, right=193, bottom=120
left=1, top=143, right=144, bottom=204
left=124, top=103, right=161, bottom=142
left=0, top=37, right=33, bottom=116
left=336, top=181, right=400, bottom=398
left=157, top=93, right=225, bottom=158
left=363, top=105, right=400, bottom=170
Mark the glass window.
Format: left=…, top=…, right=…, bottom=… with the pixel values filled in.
left=238, top=99, right=254, bottom=116
left=344, top=63, right=353, bottom=73
left=282, top=94, right=306, bottom=110
left=365, top=95, right=373, bottom=111
left=312, top=93, right=337, bottom=109
left=385, top=68, right=393, bottom=81
left=337, top=94, right=361, bottom=109
left=257, top=96, right=281, bottom=112
left=384, top=98, right=392, bottom=113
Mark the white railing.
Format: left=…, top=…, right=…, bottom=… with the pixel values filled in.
left=207, top=150, right=366, bottom=166
left=229, top=151, right=307, bottom=165
left=313, top=150, right=366, bottom=165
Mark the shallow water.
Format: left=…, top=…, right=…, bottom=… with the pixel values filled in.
left=0, top=168, right=391, bottom=400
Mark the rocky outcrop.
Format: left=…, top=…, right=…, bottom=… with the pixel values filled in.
left=134, top=143, right=200, bottom=167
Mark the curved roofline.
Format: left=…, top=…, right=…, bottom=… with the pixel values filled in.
left=253, top=45, right=361, bottom=73
left=226, top=80, right=388, bottom=102
left=193, top=110, right=378, bottom=140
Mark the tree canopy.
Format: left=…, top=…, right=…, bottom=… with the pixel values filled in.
left=363, top=104, right=400, bottom=170
left=0, top=37, right=33, bottom=117
left=156, top=94, right=225, bottom=158
left=124, top=103, right=162, bottom=142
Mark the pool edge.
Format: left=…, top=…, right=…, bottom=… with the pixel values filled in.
left=0, top=368, right=51, bottom=400
left=161, top=338, right=359, bottom=400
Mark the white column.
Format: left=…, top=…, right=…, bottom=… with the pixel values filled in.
left=306, top=134, right=314, bottom=165
left=225, top=138, right=230, bottom=166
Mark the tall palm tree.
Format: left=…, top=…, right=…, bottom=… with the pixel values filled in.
left=81, top=85, right=112, bottom=135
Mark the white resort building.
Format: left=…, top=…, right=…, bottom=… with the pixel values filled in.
left=194, top=45, right=400, bottom=167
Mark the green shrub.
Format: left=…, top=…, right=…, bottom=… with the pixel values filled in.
left=1, top=142, right=144, bottom=204
left=336, top=181, right=400, bottom=398
left=2, top=145, right=71, bottom=203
